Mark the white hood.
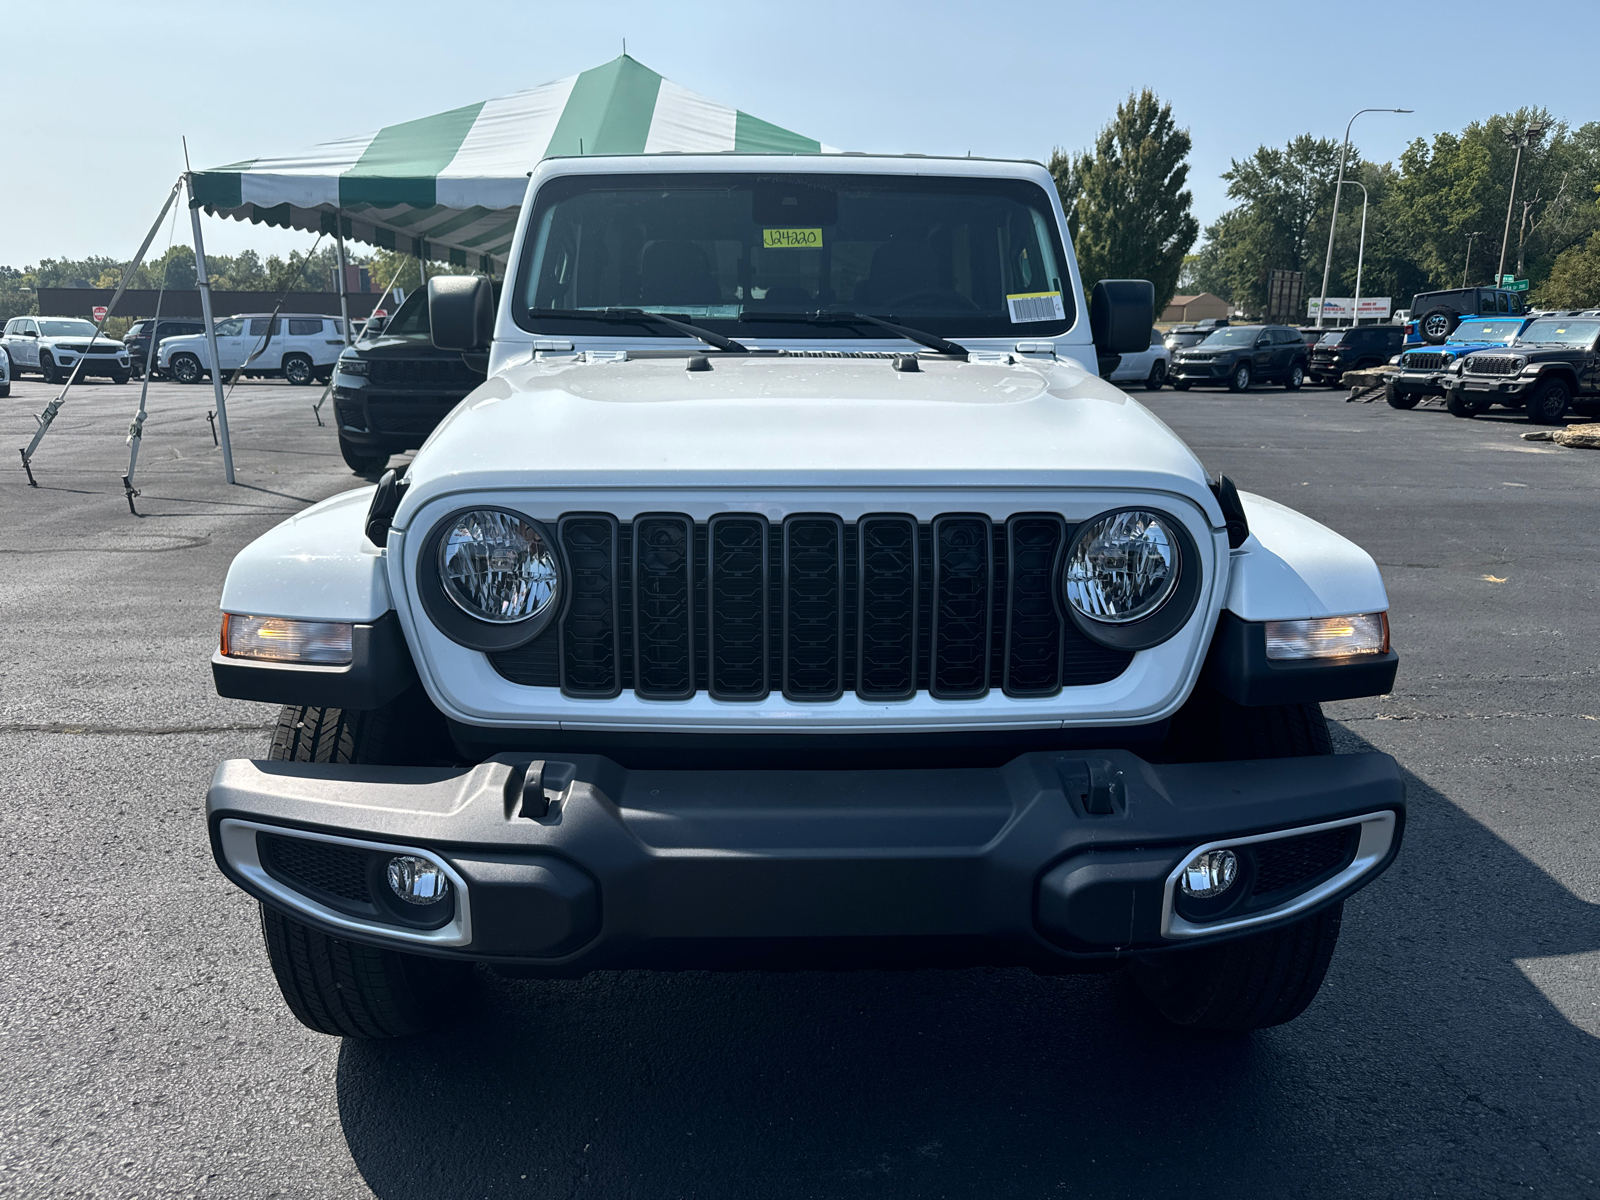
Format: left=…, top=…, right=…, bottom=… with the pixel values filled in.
left=398, top=353, right=1223, bottom=523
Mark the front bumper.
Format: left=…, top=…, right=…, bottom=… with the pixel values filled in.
left=1457, top=374, right=1533, bottom=396
left=1392, top=368, right=1449, bottom=395
left=332, top=378, right=473, bottom=453
left=1171, top=359, right=1229, bottom=381
left=55, top=354, right=129, bottom=376
left=208, top=748, right=1405, bottom=975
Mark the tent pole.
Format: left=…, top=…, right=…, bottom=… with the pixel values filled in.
left=334, top=216, right=353, bottom=347
left=186, top=175, right=235, bottom=484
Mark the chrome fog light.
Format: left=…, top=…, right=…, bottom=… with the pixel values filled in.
left=387, top=856, right=452, bottom=905
left=1180, top=849, right=1238, bottom=898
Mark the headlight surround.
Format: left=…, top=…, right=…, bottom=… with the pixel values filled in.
left=337, top=355, right=369, bottom=376
left=1061, top=508, right=1202, bottom=651
left=418, top=508, right=563, bottom=651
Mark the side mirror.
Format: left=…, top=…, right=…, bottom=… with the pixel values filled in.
left=1089, top=280, right=1156, bottom=374
left=429, top=275, right=495, bottom=351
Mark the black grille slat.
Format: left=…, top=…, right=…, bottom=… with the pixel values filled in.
left=1403, top=352, right=1447, bottom=370
left=857, top=515, right=919, bottom=700
left=367, top=358, right=481, bottom=386
left=633, top=514, right=695, bottom=699
left=1004, top=515, right=1066, bottom=697
left=1253, top=828, right=1357, bottom=897
left=1466, top=355, right=1520, bottom=377
left=930, top=515, right=993, bottom=698
left=783, top=516, right=845, bottom=700
left=559, top=514, right=620, bottom=697
left=708, top=515, right=770, bottom=700
left=489, top=511, right=1136, bottom=697
left=258, top=834, right=372, bottom=904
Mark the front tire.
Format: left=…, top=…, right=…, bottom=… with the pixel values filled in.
left=1145, top=360, right=1167, bottom=391
left=1446, top=389, right=1486, bottom=418
left=1172, top=379, right=1192, bottom=391
left=1126, top=902, right=1344, bottom=1031
left=259, top=700, right=467, bottom=1038
left=171, top=354, right=203, bottom=385
left=283, top=353, right=315, bottom=386
left=1228, top=361, right=1252, bottom=392
left=1133, top=694, right=1341, bottom=1030
left=1525, top=378, right=1572, bottom=425
left=39, top=353, right=61, bottom=384
left=111, top=370, right=130, bottom=385
left=1386, top=382, right=1420, bottom=409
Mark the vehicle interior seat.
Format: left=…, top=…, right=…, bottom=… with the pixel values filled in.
left=639, top=240, right=720, bottom=306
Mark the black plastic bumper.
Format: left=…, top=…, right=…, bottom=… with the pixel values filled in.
left=207, top=747, right=1405, bottom=975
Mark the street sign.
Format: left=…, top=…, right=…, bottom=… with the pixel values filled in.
left=92, top=305, right=108, bottom=323
left=1507, top=280, right=1529, bottom=292
left=1501, top=275, right=1516, bottom=285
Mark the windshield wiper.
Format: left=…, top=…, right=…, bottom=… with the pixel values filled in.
left=530, top=306, right=748, bottom=353
left=740, top=310, right=968, bottom=356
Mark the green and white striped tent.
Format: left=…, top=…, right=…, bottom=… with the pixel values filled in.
left=191, top=55, right=834, bottom=271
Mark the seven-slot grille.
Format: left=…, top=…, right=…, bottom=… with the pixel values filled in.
left=1464, top=355, right=1521, bottom=376
left=490, top=513, right=1135, bottom=700
left=368, top=358, right=481, bottom=386
left=1403, top=352, right=1448, bottom=370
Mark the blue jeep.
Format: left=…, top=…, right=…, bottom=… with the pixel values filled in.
left=1386, top=315, right=1536, bottom=409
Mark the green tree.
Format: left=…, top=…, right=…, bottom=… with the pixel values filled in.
left=1534, top=229, right=1600, bottom=307
left=1065, top=90, right=1198, bottom=312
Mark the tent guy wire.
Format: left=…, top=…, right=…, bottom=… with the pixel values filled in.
left=19, top=177, right=183, bottom=487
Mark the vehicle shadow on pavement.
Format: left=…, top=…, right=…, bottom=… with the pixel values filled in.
left=335, top=725, right=1600, bottom=1199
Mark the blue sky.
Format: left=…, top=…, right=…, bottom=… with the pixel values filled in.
left=5, top=0, right=1596, bottom=266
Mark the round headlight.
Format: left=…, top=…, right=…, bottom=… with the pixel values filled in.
left=1065, top=510, right=1180, bottom=625
left=438, top=509, right=559, bottom=624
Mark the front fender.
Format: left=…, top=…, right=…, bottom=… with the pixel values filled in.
left=1224, top=491, right=1388, bottom=621
left=218, top=486, right=390, bottom=621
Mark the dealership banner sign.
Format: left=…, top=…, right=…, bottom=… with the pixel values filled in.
left=1307, top=297, right=1392, bottom=319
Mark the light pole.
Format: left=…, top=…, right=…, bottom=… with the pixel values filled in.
left=1317, top=107, right=1412, bottom=328
left=1496, top=122, right=1547, bottom=286
left=1462, top=231, right=1484, bottom=287
left=1350, top=182, right=1369, bottom=326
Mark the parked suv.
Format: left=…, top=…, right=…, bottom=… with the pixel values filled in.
left=1446, top=315, right=1600, bottom=423
left=1308, top=324, right=1406, bottom=385
left=1107, top=326, right=1170, bottom=389
left=1170, top=324, right=1310, bottom=391
left=1386, top=316, right=1535, bottom=409
left=123, top=318, right=205, bottom=379
left=157, top=313, right=346, bottom=385
left=1, top=316, right=131, bottom=383
left=1407, top=287, right=1527, bottom=345
left=330, top=288, right=488, bottom=475
left=205, top=154, right=1403, bottom=1040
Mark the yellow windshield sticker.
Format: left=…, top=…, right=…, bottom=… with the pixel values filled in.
left=763, top=228, right=823, bottom=249
left=1006, top=291, right=1065, bottom=323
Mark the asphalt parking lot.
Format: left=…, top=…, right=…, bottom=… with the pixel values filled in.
left=2, top=371, right=1599, bottom=1199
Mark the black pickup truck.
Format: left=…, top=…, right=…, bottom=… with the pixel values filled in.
left=1446, top=315, right=1600, bottom=423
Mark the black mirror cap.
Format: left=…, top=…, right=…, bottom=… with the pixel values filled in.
left=1089, top=280, right=1156, bottom=356
left=428, top=275, right=495, bottom=351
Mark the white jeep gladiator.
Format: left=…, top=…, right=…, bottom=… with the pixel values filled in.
left=205, top=154, right=1403, bottom=1038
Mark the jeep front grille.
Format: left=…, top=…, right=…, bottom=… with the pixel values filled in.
left=489, top=513, right=1134, bottom=700
left=1465, top=355, right=1521, bottom=376
left=1403, top=352, right=1447, bottom=370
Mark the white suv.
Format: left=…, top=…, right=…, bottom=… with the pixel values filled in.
left=205, top=153, right=1405, bottom=1040
left=157, top=313, right=346, bottom=386
left=2, top=316, right=131, bottom=384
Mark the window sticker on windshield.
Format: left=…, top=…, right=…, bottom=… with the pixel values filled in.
left=762, top=228, right=823, bottom=249
left=1007, top=291, right=1065, bottom=323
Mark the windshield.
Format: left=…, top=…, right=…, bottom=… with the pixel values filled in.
left=39, top=319, right=99, bottom=338
left=1452, top=320, right=1524, bottom=345
left=381, top=290, right=431, bottom=339
left=515, top=172, right=1073, bottom=340
left=1201, top=327, right=1259, bottom=346
left=1518, top=319, right=1600, bottom=347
